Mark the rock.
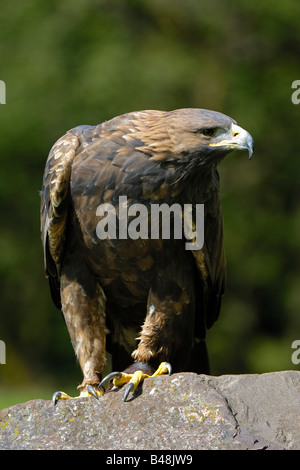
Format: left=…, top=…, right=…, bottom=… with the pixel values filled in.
left=204, top=371, right=300, bottom=450
left=0, top=370, right=299, bottom=450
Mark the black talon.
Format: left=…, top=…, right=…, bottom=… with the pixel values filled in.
left=123, top=382, right=135, bottom=402
left=52, top=391, right=62, bottom=406
left=86, top=385, right=100, bottom=400
left=98, top=371, right=122, bottom=389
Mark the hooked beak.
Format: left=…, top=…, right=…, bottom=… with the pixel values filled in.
left=209, top=123, right=254, bottom=159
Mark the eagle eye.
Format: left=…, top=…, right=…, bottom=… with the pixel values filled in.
left=201, top=128, right=217, bottom=138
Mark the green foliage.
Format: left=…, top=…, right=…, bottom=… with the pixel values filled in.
left=1, top=0, right=299, bottom=405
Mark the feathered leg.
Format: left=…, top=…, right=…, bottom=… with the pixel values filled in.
left=53, top=253, right=107, bottom=403
left=100, top=264, right=195, bottom=401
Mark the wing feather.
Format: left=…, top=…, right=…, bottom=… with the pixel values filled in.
left=40, top=131, right=80, bottom=286
left=187, top=181, right=226, bottom=330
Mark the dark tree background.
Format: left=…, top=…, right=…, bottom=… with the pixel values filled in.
left=1, top=0, right=300, bottom=407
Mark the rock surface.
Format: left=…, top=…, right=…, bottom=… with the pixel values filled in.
left=1, top=370, right=300, bottom=450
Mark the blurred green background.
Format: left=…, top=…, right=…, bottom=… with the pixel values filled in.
left=1, top=0, right=300, bottom=409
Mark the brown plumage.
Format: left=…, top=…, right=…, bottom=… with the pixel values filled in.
left=41, top=108, right=253, bottom=393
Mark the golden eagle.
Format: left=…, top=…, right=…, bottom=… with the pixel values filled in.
left=40, top=108, right=253, bottom=402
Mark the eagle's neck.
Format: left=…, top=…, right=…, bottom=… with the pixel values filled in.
left=165, top=162, right=220, bottom=205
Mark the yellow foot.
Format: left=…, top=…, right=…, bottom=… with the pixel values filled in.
left=99, top=362, right=172, bottom=402
left=52, top=385, right=104, bottom=405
